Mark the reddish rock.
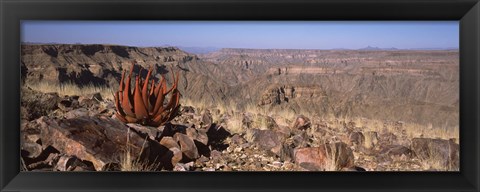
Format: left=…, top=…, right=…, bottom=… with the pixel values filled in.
left=186, top=127, right=208, bottom=145
left=174, top=133, right=199, bottom=160
left=249, top=129, right=287, bottom=154
left=294, top=142, right=354, bottom=171
left=160, top=136, right=180, bottom=149
left=55, top=155, right=95, bottom=171
left=38, top=116, right=151, bottom=171
left=127, top=123, right=161, bottom=141
left=21, top=87, right=61, bottom=121
left=230, top=134, right=247, bottom=145
left=380, top=145, right=414, bottom=158
left=201, top=110, right=213, bottom=127
left=63, top=108, right=94, bottom=119
left=158, top=147, right=183, bottom=170
left=21, top=142, right=43, bottom=159
left=292, top=115, right=311, bottom=130
left=57, top=96, right=80, bottom=111
left=349, top=131, right=365, bottom=147
left=210, top=150, right=223, bottom=161
left=411, top=138, right=459, bottom=170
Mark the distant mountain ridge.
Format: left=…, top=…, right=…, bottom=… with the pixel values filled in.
left=358, top=46, right=459, bottom=51
left=358, top=46, right=399, bottom=51
left=177, top=46, right=221, bottom=54
left=22, top=42, right=458, bottom=52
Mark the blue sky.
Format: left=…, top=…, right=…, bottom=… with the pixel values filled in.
left=21, top=21, right=459, bottom=49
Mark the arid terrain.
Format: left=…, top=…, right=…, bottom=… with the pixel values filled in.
left=20, top=44, right=459, bottom=171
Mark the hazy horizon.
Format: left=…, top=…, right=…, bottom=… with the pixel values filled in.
left=21, top=21, right=459, bottom=50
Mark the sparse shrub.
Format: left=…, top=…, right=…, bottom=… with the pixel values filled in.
left=363, top=131, right=379, bottom=149
left=323, top=142, right=354, bottom=171
left=245, top=128, right=256, bottom=143
left=225, top=113, right=245, bottom=134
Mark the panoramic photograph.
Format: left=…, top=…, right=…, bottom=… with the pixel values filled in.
left=20, top=21, right=459, bottom=171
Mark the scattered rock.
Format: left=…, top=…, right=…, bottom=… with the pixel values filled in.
left=349, top=131, right=365, bottom=147
left=159, top=147, right=183, bottom=170
left=78, top=93, right=102, bottom=108
left=210, top=150, right=223, bottom=161
left=411, top=138, right=459, bottom=170
left=186, top=127, right=208, bottom=145
left=380, top=145, right=414, bottom=158
left=379, top=131, right=397, bottom=145
left=55, top=155, right=95, bottom=171
left=38, top=116, right=159, bottom=171
left=181, top=106, right=195, bottom=114
left=57, top=96, right=80, bottom=111
left=248, top=129, right=286, bottom=155
left=253, top=115, right=279, bottom=130
left=291, top=130, right=308, bottom=148
left=64, top=108, right=93, bottom=119
left=173, top=163, right=187, bottom=171
left=206, top=124, right=231, bottom=150
left=201, top=109, right=213, bottom=127
left=21, top=87, right=61, bottom=120
left=341, top=166, right=367, bottom=171
left=21, top=142, right=43, bottom=159
left=174, top=133, right=200, bottom=160
left=230, top=134, right=247, bottom=145
left=160, top=136, right=180, bottom=149
left=294, top=142, right=355, bottom=171
left=127, top=123, right=161, bottom=141
left=292, top=115, right=311, bottom=130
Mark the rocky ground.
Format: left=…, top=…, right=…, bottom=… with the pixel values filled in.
left=20, top=86, right=459, bottom=172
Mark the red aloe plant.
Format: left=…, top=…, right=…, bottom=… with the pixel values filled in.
left=114, top=62, right=180, bottom=126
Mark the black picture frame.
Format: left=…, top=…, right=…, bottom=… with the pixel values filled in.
left=1, top=0, right=479, bottom=191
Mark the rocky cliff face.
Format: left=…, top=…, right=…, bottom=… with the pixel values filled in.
left=22, top=44, right=195, bottom=86
left=21, top=44, right=235, bottom=104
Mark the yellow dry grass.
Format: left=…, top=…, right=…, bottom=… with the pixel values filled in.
left=323, top=143, right=341, bottom=171
left=418, top=142, right=458, bottom=171
left=25, top=81, right=115, bottom=101
left=225, top=113, right=244, bottom=134
left=331, top=116, right=458, bottom=142
left=120, top=129, right=160, bottom=171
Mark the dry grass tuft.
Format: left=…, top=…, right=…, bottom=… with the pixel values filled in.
left=330, top=116, right=458, bottom=142
left=418, top=142, right=457, bottom=171
left=244, top=128, right=256, bottom=143
left=120, top=129, right=160, bottom=171
left=25, top=81, right=114, bottom=101
left=225, top=113, right=245, bottom=134
left=324, top=143, right=341, bottom=171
